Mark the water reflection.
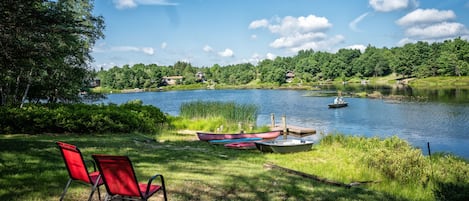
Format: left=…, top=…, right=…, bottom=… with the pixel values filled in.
left=96, top=88, right=469, bottom=159
left=317, top=84, right=469, bottom=104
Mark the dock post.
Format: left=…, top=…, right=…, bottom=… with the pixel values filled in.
left=239, top=122, right=244, bottom=133
left=271, top=113, right=275, bottom=128
left=282, top=114, right=287, bottom=139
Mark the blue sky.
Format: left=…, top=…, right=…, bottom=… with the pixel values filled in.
left=91, top=0, right=469, bottom=69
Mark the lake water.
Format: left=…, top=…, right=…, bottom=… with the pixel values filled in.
left=95, top=88, right=469, bottom=159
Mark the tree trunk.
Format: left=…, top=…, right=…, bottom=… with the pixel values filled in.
left=0, top=87, right=4, bottom=106
left=14, top=69, right=22, bottom=105
left=20, top=67, right=34, bottom=108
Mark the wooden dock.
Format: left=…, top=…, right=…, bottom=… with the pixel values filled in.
left=271, top=125, right=316, bottom=135
left=269, top=113, right=316, bottom=135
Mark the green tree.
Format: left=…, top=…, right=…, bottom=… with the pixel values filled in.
left=0, top=0, right=104, bottom=106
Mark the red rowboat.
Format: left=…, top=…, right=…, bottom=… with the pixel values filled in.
left=196, top=130, right=281, bottom=141
left=224, top=142, right=256, bottom=149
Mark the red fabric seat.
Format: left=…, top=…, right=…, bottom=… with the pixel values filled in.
left=56, top=141, right=103, bottom=201
left=92, top=154, right=167, bottom=201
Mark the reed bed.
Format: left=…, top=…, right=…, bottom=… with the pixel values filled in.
left=179, top=101, right=258, bottom=129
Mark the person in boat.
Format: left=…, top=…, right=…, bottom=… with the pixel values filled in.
left=338, top=96, right=344, bottom=104
left=334, top=97, right=339, bottom=104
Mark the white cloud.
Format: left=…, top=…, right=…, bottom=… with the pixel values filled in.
left=203, top=45, right=213, bottom=52
left=114, top=0, right=137, bottom=9
left=290, top=35, right=345, bottom=53
left=248, top=53, right=279, bottom=64
left=249, top=15, right=342, bottom=52
left=270, top=32, right=327, bottom=49
left=349, top=12, right=369, bottom=32
left=109, top=46, right=155, bottom=55
left=395, top=8, right=469, bottom=45
left=396, top=9, right=455, bottom=27
left=249, top=19, right=269, bottom=29
left=218, top=49, right=234, bottom=57
left=268, top=15, right=332, bottom=35
left=111, top=46, right=140, bottom=52
left=251, top=34, right=257, bottom=40
left=369, top=0, right=417, bottom=12
left=91, top=42, right=107, bottom=53
left=397, top=37, right=416, bottom=46
left=345, top=44, right=367, bottom=52
left=161, top=42, right=167, bottom=49
left=247, top=53, right=261, bottom=64
left=405, top=22, right=468, bottom=39
left=266, top=53, right=276, bottom=60
left=113, top=0, right=178, bottom=9
left=95, top=62, right=118, bottom=70
left=142, top=47, right=155, bottom=55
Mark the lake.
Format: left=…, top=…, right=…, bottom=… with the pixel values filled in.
left=95, top=88, right=469, bottom=159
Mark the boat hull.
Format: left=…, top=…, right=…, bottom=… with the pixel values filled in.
left=197, top=130, right=282, bottom=141
left=224, top=142, right=256, bottom=149
left=255, top=139, right=314, bottom=153
left=209, top=137, right=262, bottom=144
left=328, top=103, right=348, bottom=108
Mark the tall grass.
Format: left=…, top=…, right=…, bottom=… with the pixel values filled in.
left=316, top=134, right=469, bottom=201
left=179, top=101, right=258, bottom=132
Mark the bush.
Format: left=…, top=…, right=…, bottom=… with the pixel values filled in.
left=0, top=101, right=168, bottom=134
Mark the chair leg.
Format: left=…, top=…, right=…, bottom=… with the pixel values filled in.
left=161, top=177, right=167, bottom=201
left=87, top=175, right=102, bottom=201
left=97, top=185, right=102, bottom=201
left=59, top=179, right=73, bottom=201
left=103, top=194, right=111, bottom=201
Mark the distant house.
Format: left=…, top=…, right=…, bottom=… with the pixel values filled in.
left=196, top=72, right=205, bottom=82
left=89, top=78, right=101, bottom=88
left=162, top=76, right=184, bottom=85
left=285, top=71, right=295, bottom=83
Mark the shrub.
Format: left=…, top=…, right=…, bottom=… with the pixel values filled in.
left=0, top=101, right=168, bottom=134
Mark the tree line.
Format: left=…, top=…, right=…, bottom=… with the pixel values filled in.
left=0, top=0, right=104, bottom=107
left=2, top=1, right=469, bottom=107
left=97, top=38, right=469, bottom=90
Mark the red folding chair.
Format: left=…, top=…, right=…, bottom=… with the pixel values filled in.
left=92, top=154, right=167, bottom=201
left=56, top=141, right=103, bottom=201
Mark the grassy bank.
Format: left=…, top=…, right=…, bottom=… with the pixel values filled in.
left=409, top=76, right=469, bottom=88
left=91, top=75, right=469, bottom=95
left=1, top=132, right=468, bottom=201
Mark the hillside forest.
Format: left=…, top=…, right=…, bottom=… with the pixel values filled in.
left=97, top=38, right=469, bottom=90
left=2, top=1, right=469, bottom=108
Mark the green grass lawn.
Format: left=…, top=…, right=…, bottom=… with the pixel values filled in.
left=1, top=132, right=468, bottom=201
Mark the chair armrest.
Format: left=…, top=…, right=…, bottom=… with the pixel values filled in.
left=84, top=159, right=98, bottom=172
left=145, top=174, right=166, bottom=195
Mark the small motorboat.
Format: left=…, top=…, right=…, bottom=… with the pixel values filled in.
left=329, top=96, right=348, bottom=108
left=255, top=139, right=314, bottom=153
left=328, top=102, right=348, bottom=108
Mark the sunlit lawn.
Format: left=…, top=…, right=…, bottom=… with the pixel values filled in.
left=0, top=132, right=460, bottom=201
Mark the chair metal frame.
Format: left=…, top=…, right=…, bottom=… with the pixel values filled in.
left=92, top=154, right=167, bottom=201
left=56, top=141, right=103, bottom=201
